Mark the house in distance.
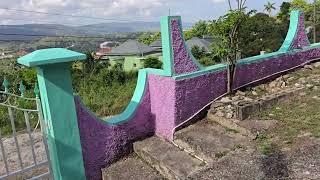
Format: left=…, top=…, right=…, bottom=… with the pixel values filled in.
left=103, top=39, right=162, bottom=71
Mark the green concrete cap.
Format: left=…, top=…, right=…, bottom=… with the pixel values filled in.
left=18, top=48, right=86, bottom=67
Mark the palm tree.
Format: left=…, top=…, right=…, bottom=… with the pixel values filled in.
left=264, top=1, right=276, bottom=16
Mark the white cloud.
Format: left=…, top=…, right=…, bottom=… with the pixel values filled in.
left=211, top=0, right=225, bottom=3
left=0, top=0, right=171, bottom=25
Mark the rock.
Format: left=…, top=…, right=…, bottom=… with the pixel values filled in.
left=226, top=113, right=233, bottom=119
left=220, top=97, right=232, bottom=103
left=299, top=92, right=307, bottom=96
left=232, top=96, right=241, bottom=101
left=304, top=64, right=313, bottom=70
left=298, top=77, right=307, bottom=84
left=269, top=81, right=277, bottom=88
left=216, top=111, right=224, bottom=117
left=313, top=62, right=320, bottom=68
left=306, top=84, right=314, bottom=89
left=236, top=91, right=246, bottom=96
left=283, top=74, right=290, bottom=79
left=287, top=77, right=295, bottom=82
left=280, top=82, right=286, bottom=88
left=295, top=83, right=301, bottom=87
left=243, top=97, right=254, bottom=102
left=212, top=102, right=224, bottom=108
left=252, top=91, right=258, bottom=96
left=313, top=86, right=319, bottom=91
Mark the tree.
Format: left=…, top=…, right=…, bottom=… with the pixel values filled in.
left=208, top=0, right=251, bottom=93
left=189, top=21, right=209, bottom=38
left=143, top=56, right=162, bottom=69
left=138, top=32, right=161, bottom=45
left=264, top=1, right=276, bottom=16
left=191, top=46, right=206, bottom=59
left=277, top=2, right=291, bottom=22
left=239, top=13, right=284, bottom=57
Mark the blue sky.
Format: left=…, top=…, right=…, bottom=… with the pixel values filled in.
left=0, top=0, right=299, bottom=25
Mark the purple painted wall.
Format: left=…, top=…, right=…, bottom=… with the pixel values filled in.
left=175, top=70, right=228, bottom=126
left=291, top=13, right=310, bottom=49
left=74, top=11, right=320, bottom=180
left=171, top=19, right=200, bottom=75
left=75, top=85, right=154, bottom=180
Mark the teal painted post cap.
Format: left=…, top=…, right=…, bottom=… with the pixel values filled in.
left=17, top=48, right=86, bottom=67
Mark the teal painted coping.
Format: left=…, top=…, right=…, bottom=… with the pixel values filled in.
left=161, top=16, right=174, bottom=76
left=103, top=68, right=170, bottom=125
left=236, top=39, right=320, bottom=67
left=18, top=48, right=86, bottom=66
left=278, top=10, right=300, bottom=52
left=99, top=10, right=317, bottom=125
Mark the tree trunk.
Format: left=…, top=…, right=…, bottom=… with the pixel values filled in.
left=227, top=63, right=236, bottom=94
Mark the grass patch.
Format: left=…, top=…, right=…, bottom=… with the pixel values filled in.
left=224, top=127, right=239, bottom=134
left=257, top=85, right=320, bottom=144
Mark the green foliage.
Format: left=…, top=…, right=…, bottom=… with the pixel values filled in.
left=142, top=56, right=162, bottom=69
left=238, top=13, right=284, bottom=57
left=277, top=2, right=291, bottom=22
left=72, top=66, right=137, bottom=117
left=198, top=56, right=218, bottom=66
left=191, top=46, right=206, bottom=59
left=264, top=1, right=276, bottom=16
left=189, top=21, right=210, bottom=39
left=138, top=32, right=161, bottom=45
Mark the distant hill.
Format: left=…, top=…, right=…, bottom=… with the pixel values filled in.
left=0, top=22, right=193, bottom=41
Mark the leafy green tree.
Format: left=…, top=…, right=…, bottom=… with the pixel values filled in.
left=277, top=2, right=291, bottom=22
left=264, top=1, right=276, bottom=16
left=143, top=56, right=162, bottom=69
left=239, top=13, right=284, bottom=57
left=138, top=32, right=161, bottom=45
left=290, top=0, right=311, bottom=12
left=205, top=0, right=254, bottom=93
left=189, top=21, right=209, bottom=38
left=191, top=46, right=206, bottom=59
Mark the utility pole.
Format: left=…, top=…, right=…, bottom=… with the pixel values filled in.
left=314, top=0, right=317, bottom=43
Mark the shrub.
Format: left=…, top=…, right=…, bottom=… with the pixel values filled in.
left=143, top=56, right=162, bottom=69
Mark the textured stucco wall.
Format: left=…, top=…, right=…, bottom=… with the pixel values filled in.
left=171, top=19, right=200, bottom=75
left=291, top=13, right=310, bottom=49
left=175, top=70, right=228, bottom=125
left=148, top=74, right=176, bottom=139
left=75, top=85, right=154, bottom=180
left=234, top=49, right=320, bottom=89
left=75, top=68, right=229, bottom=179
left=74, top=11, right=320, bottom=180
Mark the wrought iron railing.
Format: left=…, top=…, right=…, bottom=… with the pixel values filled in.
left=0, top=77, right=51, bottom=179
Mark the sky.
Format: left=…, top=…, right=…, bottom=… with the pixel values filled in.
left=0, top=0, right=304, bottom=26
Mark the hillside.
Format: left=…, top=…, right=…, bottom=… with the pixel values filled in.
left=0, top=21, right=193, bottom=41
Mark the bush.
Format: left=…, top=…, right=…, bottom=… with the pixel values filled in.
left=143, top=56, right=162, bottom=69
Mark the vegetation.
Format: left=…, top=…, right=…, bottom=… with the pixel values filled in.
left=142, top=56, right=163, bottom=69
left=1, top=1, right=319, bottom=135
left=138, top=32, right=161, bottom=45
left=264, top=1, right=276, bottom=16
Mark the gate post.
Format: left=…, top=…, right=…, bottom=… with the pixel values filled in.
left=17, top=48, right=86, bottom=180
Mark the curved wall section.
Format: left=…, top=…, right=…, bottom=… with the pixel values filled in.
left=74, top=10, right=320, bottom=180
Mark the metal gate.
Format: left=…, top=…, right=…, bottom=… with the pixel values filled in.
left=0, top=79, right=51, bottom=179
